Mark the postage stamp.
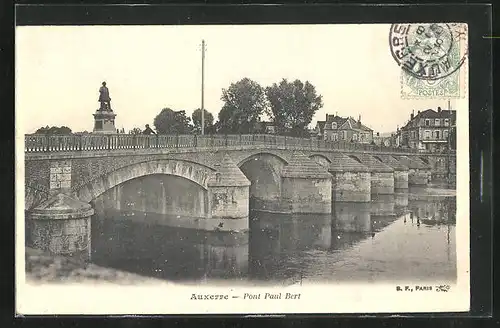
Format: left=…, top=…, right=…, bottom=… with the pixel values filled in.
left=389, top=23, right=468, bottom=99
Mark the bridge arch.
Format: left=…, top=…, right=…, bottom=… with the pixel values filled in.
left=419, top=156, right=430, bottom=164
left=75, top=159, right=215, bottom=203
left=348, top=155, right=363, bottom=164
left=309, top=154, right=332, bottom=168
left=237, top=152, right=287, bottom=203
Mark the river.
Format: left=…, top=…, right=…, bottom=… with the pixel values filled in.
left=90, top=184, right=456, bottom=285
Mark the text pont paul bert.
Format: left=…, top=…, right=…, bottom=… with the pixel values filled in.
left=244, top=292, right=301, bottom=300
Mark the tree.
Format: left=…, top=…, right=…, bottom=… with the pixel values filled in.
left=35, top=125, right=72, bottom=135
left=217, top=78, right=267, bottom=134
left=129, top=127, right=142, bottom=135
left=191, top=108, right=215, bottom=134
left=154, top=108, right=192, bottom=134
left=265, top=79, right=323, bottom=137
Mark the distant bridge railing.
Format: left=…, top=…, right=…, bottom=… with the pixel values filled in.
left=24, top=134, right=448, bottom=155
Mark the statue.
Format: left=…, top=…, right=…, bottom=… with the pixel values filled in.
left=98, top=81, right=112, bottom=111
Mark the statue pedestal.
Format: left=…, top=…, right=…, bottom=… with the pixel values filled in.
left=93, top=109, right=117, bottom=134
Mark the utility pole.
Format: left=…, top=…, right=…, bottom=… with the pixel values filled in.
left=201, top=40, right=206, bottom=135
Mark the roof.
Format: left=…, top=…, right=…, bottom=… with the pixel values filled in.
left=408, top=156, right=432, bottom=169
left=344, top=117, right=373, bottom=132
left=207, top=154, right=251, bottom=187
left=355, top=154, right=394, bottom=172
left=327, top=152, right=371, bottom=173
left=402, top=108, right=457, bottom=129
left=31, top=193, right=94, bottom=219
left=377, top=155, right=409, bottom=170
left=317, top=114, right=373, bottom=133
left=316, top=121, right=326, bottom=134
left=281, top=152, right=332, bottom=179
left=393, top=155, right=428, bottom=170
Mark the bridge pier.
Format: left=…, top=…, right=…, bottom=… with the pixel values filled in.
left=27, top=193, right=94, bottom=261
left=378, top=155, right=409, bottom=189
left=356, top=154, right=395, bottom=195
left=280, top=152, right=332, bottom=214
left=395, top=156, right=429, bottom=186
left=206, top=154, right=251, bottom=232
left=328, top=153, right=371, bottom=202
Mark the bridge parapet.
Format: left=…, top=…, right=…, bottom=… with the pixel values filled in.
left=25, top=133, right=438, bottom=155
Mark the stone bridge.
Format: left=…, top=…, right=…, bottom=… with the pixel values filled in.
left=23, top=133, right=456, bottom=260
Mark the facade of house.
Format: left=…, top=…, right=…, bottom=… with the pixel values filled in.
left=400, top=107, right=456, bottom=153
left=373, top=132, right=394, bottom=147
left=253, top=121, right=277, bottom=134
left=315, top=114, right=373, bottom=143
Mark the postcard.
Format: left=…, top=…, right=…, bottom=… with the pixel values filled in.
left=16, top=23, right=469, bottom=314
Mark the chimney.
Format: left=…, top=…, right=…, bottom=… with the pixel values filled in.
left=325, top=114, right=328, bottom=121
left=437, top=106, right=442, bottom=113
left=358, top=115, right=361, bottom=123
left=417, top=110, right=421, bottom=114
left=410, top=113, right=414, bottom=120
left=377, top=132, right=380, bottom=137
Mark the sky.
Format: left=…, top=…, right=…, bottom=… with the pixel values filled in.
left=16, top=25, right=464, bottom=134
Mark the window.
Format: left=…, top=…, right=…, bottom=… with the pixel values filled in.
left=435, top=119, right=440, bottom=126
left=333, top=133, right=338, bottom=141
left=411, top=131, right=416, bottom=139
left=444, top=130, right=449, bottom=139
left=331, top=122, right=337, bottom=129
left=424, top=130, right=431, bottom=139
left=353, top=134, right=358, bottom=141
left=425, top=119, right=430, bottom=126
left=343, top=131, right=347, bottom=140
left=444, top=118, right=450, bottom=127
left=435, top=130, right=440, bottom=139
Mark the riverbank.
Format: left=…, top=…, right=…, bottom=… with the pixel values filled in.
left=25, top=247, right=165, bottom=285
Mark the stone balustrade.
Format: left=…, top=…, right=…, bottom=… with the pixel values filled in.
left=24, top=133, right=435, bottom=154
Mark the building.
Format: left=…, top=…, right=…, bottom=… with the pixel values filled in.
left=400, top=107, right=456, bottom=153
left=315, top=114, right=373, bottom=143
left=253, top=121, right=277, bottom=134
left=373, top=132, right=394, bottom=147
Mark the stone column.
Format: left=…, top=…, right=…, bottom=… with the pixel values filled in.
left=396, top=156, right=429, bottom=186
left=206, top=154, right=251, bottom=232
left=356, top=154, right=395, bottom=195
left=379, top=155, right=409, bottom=190
left=328, top=152, right=371, bottom=202
left=28, top=193, right=94, bottom=262
left=410, top=156, right=432, bottom=183
left=280, top=152, right=332, bottom=214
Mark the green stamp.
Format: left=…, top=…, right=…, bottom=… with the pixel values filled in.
left=389, top=23, right=468, bottom=99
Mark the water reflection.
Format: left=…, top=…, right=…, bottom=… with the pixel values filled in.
left=91, top=209, right=248, bottom=281
left=91, top=188, right=457, bottom=284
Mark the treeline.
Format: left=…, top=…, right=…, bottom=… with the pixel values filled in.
left=152, top=78, right=323, bottom=137
left=34, top=78, right=324, bottom=137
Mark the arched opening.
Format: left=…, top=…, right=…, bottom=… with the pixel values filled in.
left=419, top=157, right=430, bottom=164
left=348, top=155, right=363, bottom=164
left=90, top=174, right=228, bottom=282
left=91, top=174, right=209, bottom=219
left=238, top=153, right=285, bottom=209
left=240, top=158, right=282, bottom=206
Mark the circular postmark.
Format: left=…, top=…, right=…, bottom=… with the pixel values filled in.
left=389, top=23, right=467, bottom=81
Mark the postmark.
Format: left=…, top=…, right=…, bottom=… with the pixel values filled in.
left=389, top=23, right=468, bottom=99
